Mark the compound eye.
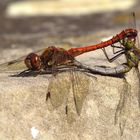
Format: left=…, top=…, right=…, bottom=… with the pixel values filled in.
left=126, top=32, right=132, bottom=37
left=25, top=53, right=41, bottom=70
left=126, top=31, right=137, bottom=38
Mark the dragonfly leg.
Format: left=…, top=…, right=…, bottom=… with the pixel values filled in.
left=102, top=47, right=125, bottom=63
left=111, top=43, right=124, bottom=54
left=17, top=69, right=42, bottom=77
left=113, top=49, right=125, bottom=55
left=17, top=69, right=30, bottom=76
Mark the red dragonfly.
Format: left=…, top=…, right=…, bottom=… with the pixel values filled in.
left=0, top=28, right=136, bottom=77
left=0, top=28, right=137, bottom=74
left=0, top=28, right=138, bottom=124
left=23, top=28, right=137, bottom=73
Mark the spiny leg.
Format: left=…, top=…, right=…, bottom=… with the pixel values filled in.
left=111, top=43, right=124, bottom=54
left=17, top=69, right=41, bottom=77
left=102, top=47, right=125, bottom=63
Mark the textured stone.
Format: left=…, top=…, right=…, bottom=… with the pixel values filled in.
left=0, top=50, right=140, bottom=139
left=0, top=5, right=140, bottom=138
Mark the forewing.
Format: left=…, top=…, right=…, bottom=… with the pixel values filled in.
left=0, top=48, right=46, bottom=73
left=47, top=72, right=71, bottom=108
left=0, top=56, right=26, bottom=72
left=71, top=71, right=90, bottom=115
left=114, top=78, right=131, bottom=136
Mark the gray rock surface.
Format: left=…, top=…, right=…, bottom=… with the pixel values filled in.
left=0, top=49, right=140, bottom=139
left=0, top=1, right=140, bottom=139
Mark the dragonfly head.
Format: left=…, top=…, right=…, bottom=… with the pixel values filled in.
left=25, top=53, right=41, bottom=70
left=125, top=28, right=137, bottom=38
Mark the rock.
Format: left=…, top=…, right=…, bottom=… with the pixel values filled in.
left=0, top=8, right=140, bottom=138
left=0, top=49, right=140, bottom=139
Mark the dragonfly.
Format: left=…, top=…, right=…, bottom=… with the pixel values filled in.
left=0, top=27, right=138, bottom=123
left=77, top=27, right=139, bottom=135
left=0, top=28, right=137, bottom=74
left=78, top=28, right=139, bottom=76
left=78, top=12, right=140, bottom=135
left=21, top=28, right=137, bottom=73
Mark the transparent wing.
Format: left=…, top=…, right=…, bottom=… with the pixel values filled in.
left=0, top=48, right=46, bottom=73
left=47, top=70, right=91, bottom=115
left=45, top=48, right=92, bottom=116
left=132, top=12, right=140, bottom=107
left=47, top=72, right=71, bottom=108
left=0, top=56, right=26, bottom=72
left=114, top=78, right=131, bottom=136
left=46, top=48, right=73, bottom=108
left=70, top=71, right=90, bottom=115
